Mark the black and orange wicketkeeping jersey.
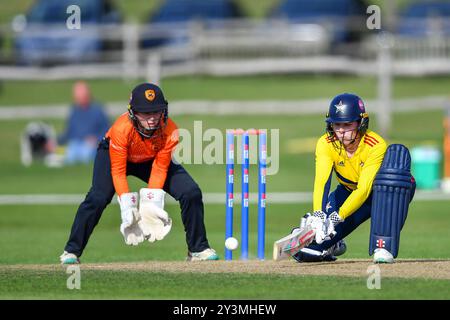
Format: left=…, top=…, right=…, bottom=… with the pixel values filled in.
left=105, top=113, right=178, bottom=196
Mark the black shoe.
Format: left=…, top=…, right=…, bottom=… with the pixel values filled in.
left=292, top=248, right=337, bottom=263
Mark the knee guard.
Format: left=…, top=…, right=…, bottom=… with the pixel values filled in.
left=369, top=144, right=415, bottom=258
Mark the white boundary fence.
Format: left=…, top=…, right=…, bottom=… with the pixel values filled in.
left=2, top=55, right=450, bottom=81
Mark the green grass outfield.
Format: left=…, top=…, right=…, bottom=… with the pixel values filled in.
left=1, top=270, right=449, bottom=300
left=0, top=201, right=449, bottom=299
left=2, top=75, right=450, bottom=106
left=1, top=201, right=450, bottom=264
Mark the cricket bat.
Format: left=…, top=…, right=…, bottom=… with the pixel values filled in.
left=273, top=224, right=316, bottom=261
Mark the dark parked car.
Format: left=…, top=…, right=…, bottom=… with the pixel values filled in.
left=141, top=0, right=243, bottom=49
left=13, top=0, right=121, bottom=65
left=268, top=0, right=367, bottom=44
left=397, top=1, right=450, bottom=38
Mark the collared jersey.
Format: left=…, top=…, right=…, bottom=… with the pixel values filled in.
left=105, top=113, right=178, bottom=196
left=313, top=130, right=387, bottom=219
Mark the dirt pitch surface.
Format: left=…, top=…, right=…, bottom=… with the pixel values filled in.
left=2, top=259, right=450, bottom=280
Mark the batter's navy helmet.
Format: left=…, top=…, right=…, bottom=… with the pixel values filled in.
left=326, top=93, right=369, bottom=137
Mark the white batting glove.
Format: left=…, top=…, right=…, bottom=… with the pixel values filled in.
left=328, top=211, right=344, bottom=227
left=306, top=211, right=326, bottom=244
left=138, top=188, right=172, bottom=243
left=310, top=210, right=342, bottom=244
left=118, top=192, right=144, bottom=246
left=323, top=211, right=343, bottom=241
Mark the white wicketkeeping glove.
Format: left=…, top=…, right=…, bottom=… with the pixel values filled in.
left=138, top=188, right=172, bottom=243
left=118, top=192, right=144, bottom=246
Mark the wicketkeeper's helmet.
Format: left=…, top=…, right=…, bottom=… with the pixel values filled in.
left=128, top=83, right=168, bottom=138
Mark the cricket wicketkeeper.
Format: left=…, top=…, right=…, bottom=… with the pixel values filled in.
left=288, top=93, right=416, bottom=263
left=60, top=83, right=219, bottom=264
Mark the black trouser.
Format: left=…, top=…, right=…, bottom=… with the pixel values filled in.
left=64, top=138, right=210, bottom=257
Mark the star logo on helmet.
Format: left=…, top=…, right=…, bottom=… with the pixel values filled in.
left=335, top=101, right=346, bottom=113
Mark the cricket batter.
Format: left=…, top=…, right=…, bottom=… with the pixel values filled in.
left=290, top=93, right=415, bottom=263
left=60, top=83, right=219, bottom=264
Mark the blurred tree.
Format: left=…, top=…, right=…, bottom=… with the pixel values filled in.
left=0, top=0, right=427, bottom=25
left=113, top=0, right=163, bottom=23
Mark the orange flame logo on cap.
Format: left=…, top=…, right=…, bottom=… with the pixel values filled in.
left=145, top=89, right=156, bottom=101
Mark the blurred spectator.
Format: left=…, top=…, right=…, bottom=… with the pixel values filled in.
left=58, top=81, right=110, bottom=165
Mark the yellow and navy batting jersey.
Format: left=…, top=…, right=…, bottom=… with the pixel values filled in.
left=313, top=130, right=387, bottom=219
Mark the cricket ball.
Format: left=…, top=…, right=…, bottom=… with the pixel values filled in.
left=225, top=237, right=239, bottom=251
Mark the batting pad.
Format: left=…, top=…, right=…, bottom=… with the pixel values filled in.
left=369, top=144, right=414, bottom=258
